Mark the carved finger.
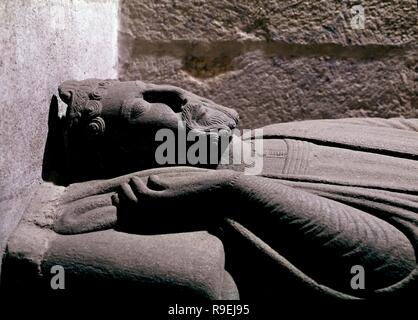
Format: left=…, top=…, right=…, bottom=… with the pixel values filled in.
left=129, top=176, right=162, bottom=198
left=119, top=182, right=138, bottom=203
left=111, top=193, right=119, bottom=206
left=147, top=175, right=170, bottom=191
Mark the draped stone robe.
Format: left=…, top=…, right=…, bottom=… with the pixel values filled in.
left=219, top=117, right=418, bottom=299
left=11, top=117, right=416, bottom=300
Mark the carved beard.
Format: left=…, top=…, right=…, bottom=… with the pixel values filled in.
left=181, top=102, right=239, bottom=133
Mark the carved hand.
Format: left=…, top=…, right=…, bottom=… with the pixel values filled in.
left=113, top=170, right=240, bottom=233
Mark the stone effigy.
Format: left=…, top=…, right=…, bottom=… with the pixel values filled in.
left=3, top=79, right=418, bottom=300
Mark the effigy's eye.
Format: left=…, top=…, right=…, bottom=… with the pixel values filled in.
left=129, top=103, right=148, bottom=119
left=120, top=98, right=151, bottom=123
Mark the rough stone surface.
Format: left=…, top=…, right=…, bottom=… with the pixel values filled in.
left=119, top=0, right=418, bottom=128
left=0, top=0, right=118, bottom=273
left=120, top=0, right=418, bottom=45
left=43, top=230, right=227, bottom=298
left=2, top=169, right=239, bottom=299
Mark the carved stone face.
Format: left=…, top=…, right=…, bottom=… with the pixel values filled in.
left=58, top=78, right=238, bottom=133
left=58, top=79, right=239, bottom=181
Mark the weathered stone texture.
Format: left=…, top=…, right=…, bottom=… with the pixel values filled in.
left=120, top=0, right=418, bottom=45
left=120, top=50, right=418, bottom=128
left=0, top=0, right=118, bottom=271
left=119, top=0, right=418, bottom=128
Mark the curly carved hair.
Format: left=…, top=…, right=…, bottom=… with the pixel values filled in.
left=58, top=78, right=115, bottom=135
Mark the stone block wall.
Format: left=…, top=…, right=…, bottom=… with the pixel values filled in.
left=119, top=0, right=418, bottom=128
left=0, top=0, right=118, bottom=271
